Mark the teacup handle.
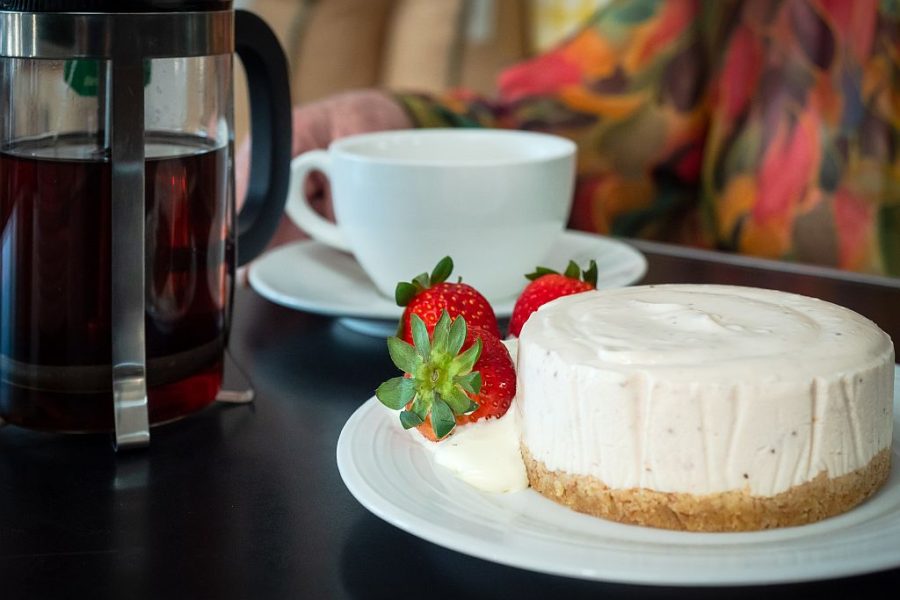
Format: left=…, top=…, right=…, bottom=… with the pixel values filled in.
left=285, top=151, right=351, bottom=252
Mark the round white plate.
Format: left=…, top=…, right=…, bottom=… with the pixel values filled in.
left=248, top=230, right=647, bottom=322
left=336, top=366, right=900, bottom=587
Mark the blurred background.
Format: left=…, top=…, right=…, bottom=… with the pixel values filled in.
left=233, top=0, right=609, bottom=145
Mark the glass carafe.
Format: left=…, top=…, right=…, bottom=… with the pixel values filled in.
left=0, top=1, right=292, bottom=447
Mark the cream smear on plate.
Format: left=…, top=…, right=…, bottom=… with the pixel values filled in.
left=405, top=339, right=528, bottom=493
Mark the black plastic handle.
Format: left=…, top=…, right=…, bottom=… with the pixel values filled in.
left=234, top=9, right=292, bottom=266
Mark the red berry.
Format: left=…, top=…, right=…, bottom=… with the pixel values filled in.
left=455, top=325, right=515, bottom=426
left=395, top=257, right=500, bottom=344
left=376, top=312, right=515, bottom=442
left=508, top=259, right=597, bottom=337
left=413, top=325, right=515, bottom=441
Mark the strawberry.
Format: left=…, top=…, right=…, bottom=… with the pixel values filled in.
left=376, top=311, right=515, bottom=441
left=453, top=326, right=515, bottom=427
left=395, top=256, right=500, bottom=345
left=508, top=259, right=598, bottom=338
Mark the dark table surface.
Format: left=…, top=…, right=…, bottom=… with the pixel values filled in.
left=1, top=238, right=899, bottom=599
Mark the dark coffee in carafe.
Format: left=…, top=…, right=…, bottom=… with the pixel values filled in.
left=0, top=133, right=229, bottom=431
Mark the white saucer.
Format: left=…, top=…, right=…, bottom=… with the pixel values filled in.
left=336, top=366, right=900, bottom=586
left=248, top=230, right=647, bottom=334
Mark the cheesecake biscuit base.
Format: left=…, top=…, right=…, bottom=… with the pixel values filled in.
left=522, top=445, right=891, bottom=532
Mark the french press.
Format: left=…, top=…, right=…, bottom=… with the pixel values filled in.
left=0, top=1, right=292, bottom=448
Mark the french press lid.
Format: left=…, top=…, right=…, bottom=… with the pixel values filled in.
left=0, top=0, right=231, bottom=10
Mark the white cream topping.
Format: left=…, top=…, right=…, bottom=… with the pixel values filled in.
left=517, top=285, right=895, bottom=497
left=407, top=406, right=528, bottom=494
left=432, top=408, right=527, bottom=493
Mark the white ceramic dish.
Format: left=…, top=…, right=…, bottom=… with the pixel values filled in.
left=336, top=366, right=900, bottom=587
left=248, top=230, right=647, bottom=334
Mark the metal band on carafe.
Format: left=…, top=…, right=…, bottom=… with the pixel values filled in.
left=109, top=28, right=150, bottom=450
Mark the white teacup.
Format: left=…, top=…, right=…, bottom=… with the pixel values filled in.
left=285, top=128, right=576, bottom=301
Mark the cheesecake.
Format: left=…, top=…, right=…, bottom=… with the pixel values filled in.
left=516, top=285, right=894, bottom=531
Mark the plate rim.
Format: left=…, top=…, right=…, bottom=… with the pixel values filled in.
left=249, top=230, right=648, bottom=321
left=336, top=368, right=900, bottom=587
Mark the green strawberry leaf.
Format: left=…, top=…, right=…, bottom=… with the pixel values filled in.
left=431, top=395, right=456, bottom=439
left=399, top=409, right=424, bottom=429
left=583, top=259, right=598, bottom=287
left=375, top=376, right=416, bottom=409
left=447, top=314, right=467, bottom=355
left=410, top=391, right=431, bottom=418
left=451, top=337, right=482, bottom=374
left=387, top=337, right=418, bottom=373
left=430, top=256, right=453, bottom=285
left=525, top=266, right=558, bottom=281
left=444, top=386, right=473, bottom=414
left=395, top=282, right=418, bottom=306
left=525, top=259, right=598, bottom=284
left=395, top=257, right=455, bottom=307
left=410, top=314, right=430, bottom=357
left=432, top=311, right=452, bottom=354
left=455, top=371, right=482, bottom=395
